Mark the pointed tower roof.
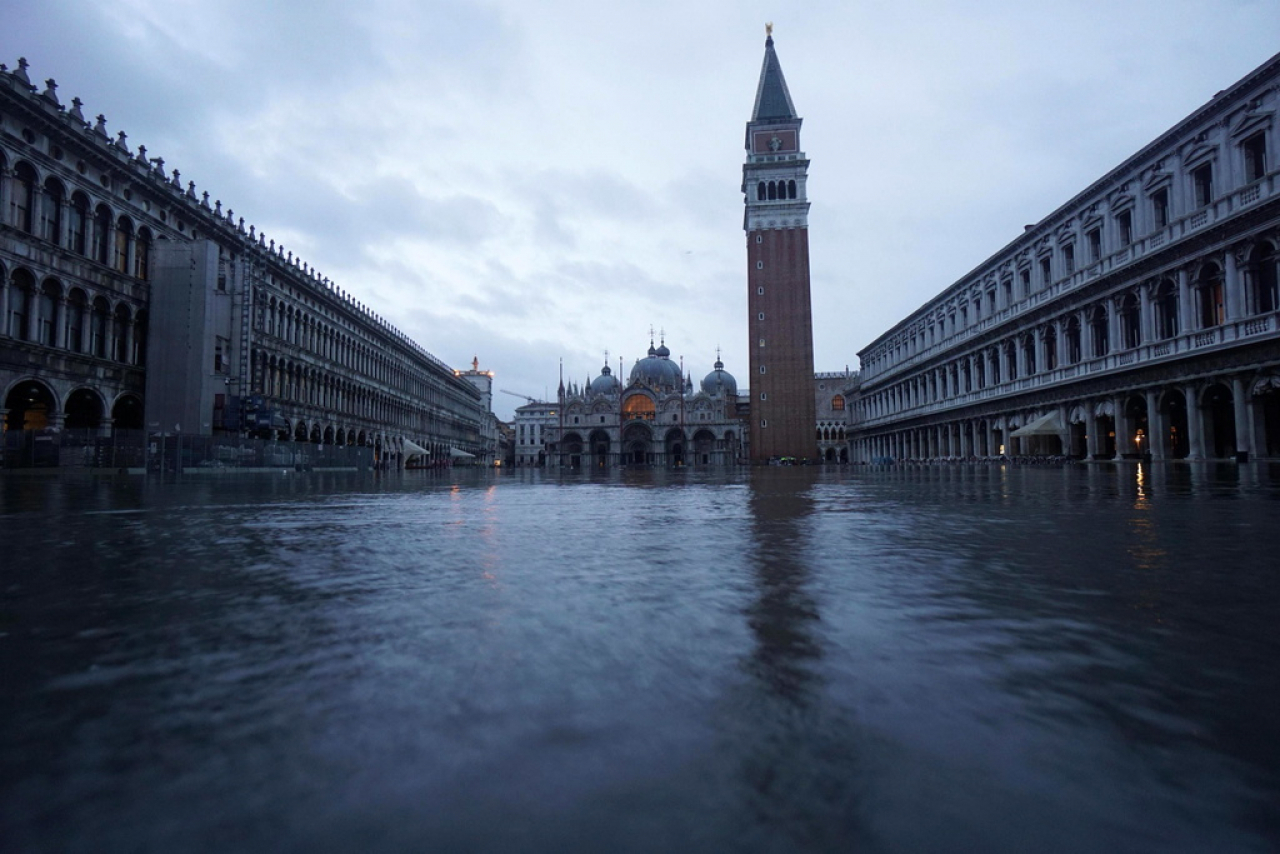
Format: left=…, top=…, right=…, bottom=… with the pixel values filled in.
left=751, top=28, right=797, bottom=123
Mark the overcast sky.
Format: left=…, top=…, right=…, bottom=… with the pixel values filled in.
left=4, top=1, right=1278, bottom=419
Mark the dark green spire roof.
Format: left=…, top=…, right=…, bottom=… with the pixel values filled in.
left=751, top=34, right=797, bottom=122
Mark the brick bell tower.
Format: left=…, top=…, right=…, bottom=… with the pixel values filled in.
left=743, top=25, right=816, bottom=462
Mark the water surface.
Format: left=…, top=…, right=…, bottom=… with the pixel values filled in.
left=1, top=464, right=1277, bottom=852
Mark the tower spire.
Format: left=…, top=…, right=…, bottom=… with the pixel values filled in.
left=752, top=25, right=797, bottom=123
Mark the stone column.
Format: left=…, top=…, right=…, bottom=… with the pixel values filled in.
left=1184, top=383, right=1204, bottom=460
left=1114, top=395, right=1132, bottom=458
left=105, top=312, right=117, bottom=361
left=1177, top=268, right=1193, bottom=337
left=1224, top=246, right=1245, bottom=321
left=1079, top=308, right=1091, bottom=363
left=1108, top=297, right=1122, bottom=353
left=1145, top=389, right=1165, bottom=460
left=1139, top=283, right=1153, bottom=345
left=57, top=297, right=72, bottom=350
left=1085, top=405, right=1098, bottom=459
left=1231, top=376, right=1253, bottom=460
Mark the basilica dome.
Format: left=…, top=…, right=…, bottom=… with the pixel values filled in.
left=629, top=341, right=683, bottom=389
left=701, top=359, right=738, bottom=396
left=590, top=364, right=621, bottom=395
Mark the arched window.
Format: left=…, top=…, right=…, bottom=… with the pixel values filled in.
left=767, top=181, right=777, bottom=200
left=1119, top=292, right=1141, bottom=348
left=757, top=182, right=765, bottom=201
left=69, top=192, right=89, bottom=255
left=1043, top=325, right=1058, bottom=370
left=1021, top=333, right=1037, bottom=375
left=113, top=304, right=131, bottom=362
left=1154, top=279, right=1178, bottom=339
left=41, top=177, right=64, bottom=246
left=788, top=179, right=796, bottom=199
left=135, top=227, right=152, bottom=280
left=12, top=162, right=37, bottom=234
left=1065, top=316, right=1082, bottom=363
left=115, top=216, right=134, bottom=274
left=8, top=269, right=34, bottom=340
left=1248, top=241, right=1277, bottom=314
left=1090, top=304, right=1110, bottom=357
left=94, top=204, right=112, bottom=265
left=90, top=296, right=110, bottom=357
left=67, top=289, right=87, bottom=353
left=1196, top=263, right=1224, bottom=328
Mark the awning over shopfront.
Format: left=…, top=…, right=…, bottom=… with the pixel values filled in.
left=450, top=447, right=475, bottom=458
left=402, top=438, right=430, bottom=458
left=1010, top=412, right=1064, bottom=438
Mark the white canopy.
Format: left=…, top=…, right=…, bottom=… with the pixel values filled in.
left=449, top=447, right=475, bottom=458
left=1010, top=412, right=1064, bottom=438
left=402, top=438, right=430, bottom=457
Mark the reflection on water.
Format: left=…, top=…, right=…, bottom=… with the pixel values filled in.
left=1, top=464, right=1278, bottom=853
left=745, top=470, right=822, bottom=700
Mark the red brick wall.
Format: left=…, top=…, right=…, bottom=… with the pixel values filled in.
left=746, top=227, right=817, bottom=461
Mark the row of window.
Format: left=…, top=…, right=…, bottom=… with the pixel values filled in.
left=253, top=295, right=473, bottom=414
left=867, top=129, right=1271, bottom=372
left=866, top=243, right=1279, bottom=419
left=754, top=180, right=798, bottom=201
left=4, top=159, right=154, bottom=279
left=2, top=267, right=146, bottom=364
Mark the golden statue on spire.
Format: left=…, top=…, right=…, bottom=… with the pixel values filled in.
left=765, top=22, right=773, bottom=37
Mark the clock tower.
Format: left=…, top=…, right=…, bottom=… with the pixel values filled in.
left=743, top=26, right=816, bottom=462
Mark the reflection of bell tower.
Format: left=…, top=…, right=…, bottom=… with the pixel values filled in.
left=743, top=25, right=816, bottom=462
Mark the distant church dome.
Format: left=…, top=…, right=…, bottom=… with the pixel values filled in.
left=590, top=363, right=620, bottom=395
left=630, top=340, right=683, bottom=389
left=701, top=359, right=738, bottom=396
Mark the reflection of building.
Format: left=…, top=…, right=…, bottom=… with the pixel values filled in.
left=854, top=51, right=1280, bottom=462
left=0, top=57, right=487, bottom=466
left=743, top=30, right=817, bottom=461
left=545, top=340, right=746, bottom=468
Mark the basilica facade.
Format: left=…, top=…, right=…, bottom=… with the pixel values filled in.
left=853, top=50, right=1280, bottom=463
left=542, top=340, right=746, bottom=468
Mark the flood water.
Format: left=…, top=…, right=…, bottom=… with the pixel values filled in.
left=1, top=463, right=1278, bottom=853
